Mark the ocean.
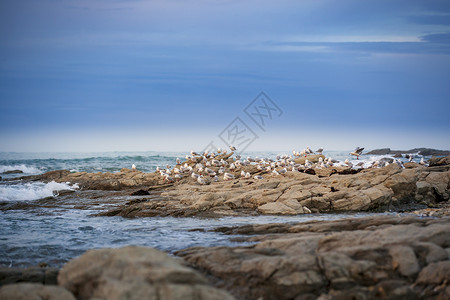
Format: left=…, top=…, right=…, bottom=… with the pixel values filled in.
left=0, top=150, right=425, bottom=267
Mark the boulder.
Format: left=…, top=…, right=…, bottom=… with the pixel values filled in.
left=58, top=246, right=234, bottom=300
left=429, top=155, right=450, bottom=166
left=0, top=283, right=75, bottom=300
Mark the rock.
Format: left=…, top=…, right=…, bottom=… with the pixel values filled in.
left=429, top=155, right=450, bottom=166
left=366, top=148, right=391, bottom=155
left=58, top=246, right=234, bottom=300
left=366, top=148, right=450, bottom=156
left=0, top=283, right=75, bottom=300
left=403, top=162, right=421, bottom=168
left=416, top=260, right=450, bottom=285
left=294, top=154, right=325, bottom=164
left=1, top=170, right=23, bottom=174
left=257, top=202, right=304, bottom=215
left=0, top=267, right=59, bottom=286
left=131, top=189, right=150, bottom=196
left=177, top=216, right=450, bottom=300
left=389, top=245, right=420, bottom=277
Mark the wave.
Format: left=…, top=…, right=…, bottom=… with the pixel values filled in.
left=0, top=164, right=42, bottom=174
left=0, top=181, right=78, bottom=202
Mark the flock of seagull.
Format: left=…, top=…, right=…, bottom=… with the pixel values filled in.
left=148, top=146, right=427, bottom=185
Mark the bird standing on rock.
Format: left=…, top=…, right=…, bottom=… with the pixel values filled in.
left=229, top=145, right=237, bottom=152
left=131, top=164, right=137, bottom=171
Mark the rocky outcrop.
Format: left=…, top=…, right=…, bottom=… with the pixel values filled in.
left=367, top=148, right=450, bottom=156
left=176, top=215, right=450, bottom=300
left=58, top=246, right=234, bottom=300
left=97, top=163, right=450, bottom=217
left=11, top=156, right=450, bottom=217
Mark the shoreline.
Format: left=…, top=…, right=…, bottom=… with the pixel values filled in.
left=1, top=152, right=449, bottom=299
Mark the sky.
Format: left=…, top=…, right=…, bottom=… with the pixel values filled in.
left=0, top=0, right=449, bottom=152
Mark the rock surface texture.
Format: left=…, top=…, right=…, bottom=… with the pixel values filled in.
left=58, top=246, right=235, bottom=300
left=177, top=215, right=450, bottom=300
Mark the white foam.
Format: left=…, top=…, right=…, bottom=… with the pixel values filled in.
left=0, top=181, right=78, bottom=202
left=0, top=164, right=42, bottom=174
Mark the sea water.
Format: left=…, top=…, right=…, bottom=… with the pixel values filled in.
left=0, top=150, right=426, bottom=267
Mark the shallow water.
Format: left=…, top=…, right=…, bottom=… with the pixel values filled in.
left=0, top=200, right=390, bottom=268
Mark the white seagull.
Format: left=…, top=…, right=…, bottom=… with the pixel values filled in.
left=350, top=147, right=364, bottom=160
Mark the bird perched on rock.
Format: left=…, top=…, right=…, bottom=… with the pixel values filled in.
left=176, top=158, right=181, bottom=165
left=229, top=145, right=237, bottom=152
left=253, top=175, right=263, bottom=180
left=350, top=147, right=364, bottom=160
left=132, top=164, right=137, bottom=171
left=223, top=172, right=235, bottom=180
left=197, top=176, right=209, bottom=185
left=316, top=147, right=324, bottom=155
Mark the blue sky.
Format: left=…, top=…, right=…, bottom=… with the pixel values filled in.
left=1, top=0, right=449, bottom=152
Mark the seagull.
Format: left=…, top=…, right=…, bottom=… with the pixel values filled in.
left=229, top=145, right=237, bottom=152
left=344, top=159, right=353, bottom=168
left=174, top=174, right=182, bottom=180
left=278, top=168, right=287, bottom=175
left=191, top=172, right=200, bottom=179
left=244, top=172, right=251, bottom=178
left=223, top=172, right=235, bottom=180
left=272, top=170, right=280, bottom=176
left=213, top=175, right=219, bottom=182
left=253, top=175, right=263, bottom=180
left=420, top=157, right=426, bottom=165
left=350, top=147, right=364, bottom=160
left=131, top=164, right=137, bottom=171
left=176, top=158, right=181, bottom=165
left=164, top=175, right=174, bottom=183
left=190, top=150, right=199, bottom=156
left=316, top=147, right=324, bottom=155
left=197, top=176, right=209, bottom=185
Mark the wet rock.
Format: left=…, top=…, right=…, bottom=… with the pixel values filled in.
left=58, top=246, right=234, bottom=300
left=1, top=170, right=23, bottom=174
left=0, top=283, right=75, bottom=300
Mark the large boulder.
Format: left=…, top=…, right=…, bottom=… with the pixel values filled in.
left=58, top=246, right=234, bottom=300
